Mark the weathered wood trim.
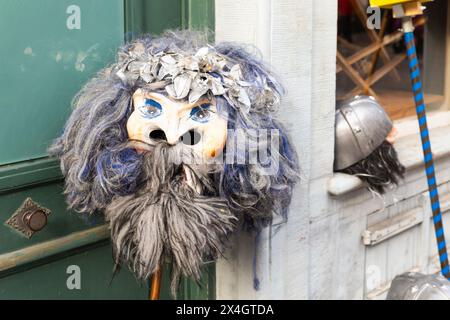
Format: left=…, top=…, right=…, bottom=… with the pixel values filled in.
left=215, top=0, right=337, bottom=299
left=362, top=207, right=424, bottom=246
left=0, top=225, right=109, bottom=275
left=0, top=157, right=62, bottom=194
left=181, top=0, right=215, bottom=32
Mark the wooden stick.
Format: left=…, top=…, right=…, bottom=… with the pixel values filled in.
left=340, top=54, right=405, bottom=101
left=149, top=267, right=163, bottom=300
left=367, top=10, right=390, bottom=80
left=336, top=16, right=426, bottom=73
left=336, top=51, right=377, bottom=97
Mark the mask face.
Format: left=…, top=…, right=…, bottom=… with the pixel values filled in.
left=127, top=89, right=228, bottom=160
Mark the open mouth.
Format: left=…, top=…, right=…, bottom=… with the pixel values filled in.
left=175, top=164, right=202, bottom=194
left=126, top=139, right=203, bottom=194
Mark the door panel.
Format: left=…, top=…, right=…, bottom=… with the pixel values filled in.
left=0, top=180, right=104, bottom=255
left=0, top=243, right=148, bottom=299
left=0, top=0, right=124, bottom=165
left=0, top=0, right=216, bottom=299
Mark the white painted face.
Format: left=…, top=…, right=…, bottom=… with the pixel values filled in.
left=127, top=89, right=228, bottom=159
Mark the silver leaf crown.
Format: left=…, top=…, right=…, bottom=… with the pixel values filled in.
left=114, top=41, right=279, bottom=111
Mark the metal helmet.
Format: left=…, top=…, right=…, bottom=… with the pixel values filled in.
left=387, top=272, right=450, bottom=300
left=334, top=95, right=393, bottom=171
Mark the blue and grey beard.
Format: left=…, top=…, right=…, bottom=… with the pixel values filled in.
left=105, top=142, right=237, bottom=297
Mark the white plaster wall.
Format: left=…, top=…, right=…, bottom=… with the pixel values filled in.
left=215, top=0, right=338, bottom=299
left=215, top=0, right=450, bottom=300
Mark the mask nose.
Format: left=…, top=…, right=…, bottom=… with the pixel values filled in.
left=149, top=128, right=179, bottom=145
left=149, top=129, right=167, bottom=142
left=149, top=128, right=202, bottom=146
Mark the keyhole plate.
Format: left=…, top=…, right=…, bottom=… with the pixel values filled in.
left=4, top=198, right=51, bottom=238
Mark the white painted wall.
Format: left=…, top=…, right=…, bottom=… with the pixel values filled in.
left=215, top=0, right=338, bottom=299
left=215, top=0, right=450, bottom=300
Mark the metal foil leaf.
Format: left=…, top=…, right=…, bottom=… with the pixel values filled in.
left=238, top=88, right=251, bottom=107
left=172, top=73, right=192, bottom=99
left=116, top=69, right=127, bottom=83
left=160, top=54, right=177, bottom=65
left=222, top=77, right=235, bottom=87
left=150, top=62, right=160, bottom=78
left=140, top=63, right=153, bottom=83
left=210, top=77, right=226, bottom=95
left=127, top=61, right=145, bottom=74
left=229, top=64, right=243, bottom=81
left=215, top=59, right=228, bottom=71
left=148, top=80, right=169, bottom=91
left=165, top=84, right=176, bottom=98
left=180, top=57, right=199, bottom=71
left=162, top=63, right=182, bottom=78
left=194, top=47, right=211, bottom=58
left=114, top=41, right=268, bottom=112
left=237, top=80, right=252, bottom=87
left=188, top=89, right=207, bottom=104
left=189, top=76, right=209, bottom=103
left=157, top=65, right=169, bottom=80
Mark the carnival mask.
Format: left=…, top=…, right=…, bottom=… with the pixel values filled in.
left=50, top=31, right=299, bottom=295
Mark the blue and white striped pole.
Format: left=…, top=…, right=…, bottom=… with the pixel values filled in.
left=402, top=17, right=449, bottom=278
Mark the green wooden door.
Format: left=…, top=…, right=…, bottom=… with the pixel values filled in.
left=0, top=0, right=215, bottom=300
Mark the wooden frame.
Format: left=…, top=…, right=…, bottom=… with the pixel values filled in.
left=336, top=1, right=426, bottom=101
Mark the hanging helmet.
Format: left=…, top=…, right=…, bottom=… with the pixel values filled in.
left=387, top=272, right=450, bottom=300
left=334, top=95, right=393, bottom=171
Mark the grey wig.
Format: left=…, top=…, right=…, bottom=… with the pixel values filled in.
left=50, top=30, right=299, bottom=295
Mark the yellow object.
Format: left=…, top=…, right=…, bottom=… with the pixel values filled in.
left=369, top=0, right=431, bottom=9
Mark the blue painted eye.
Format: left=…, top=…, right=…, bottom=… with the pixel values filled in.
left=139, top=99, right=162, bottom=119
left=190, top=104, right=212, bottom=123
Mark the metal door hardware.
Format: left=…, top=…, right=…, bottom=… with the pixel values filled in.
left=4, top=198, right=51, bottom=238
